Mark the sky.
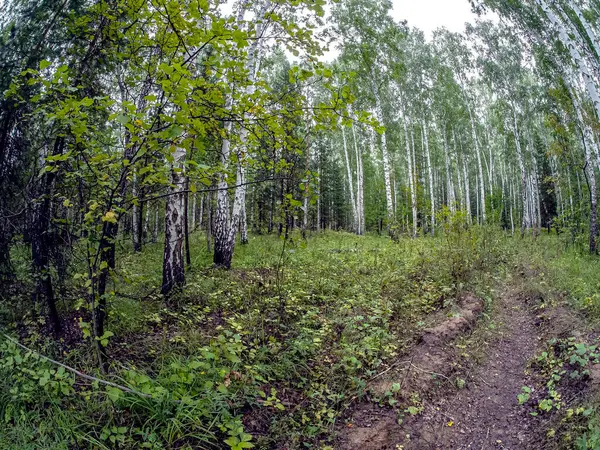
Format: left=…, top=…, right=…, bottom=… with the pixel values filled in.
left=391, top=0, right=481, bottom=39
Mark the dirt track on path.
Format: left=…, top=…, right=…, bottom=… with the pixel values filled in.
left=338, top=285, right=547, bottom=449
left=395, top=287, right=541, bottom=449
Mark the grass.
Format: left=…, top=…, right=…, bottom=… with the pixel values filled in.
left=1, top=226, right=597, bottom=449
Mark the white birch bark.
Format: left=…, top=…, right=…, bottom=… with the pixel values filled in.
left=144, top=199, right=150, bottom=241
left=551, top=155, right=563, bottom=217
left=191, top=193, right=197, bottom=231
left=422, top=120, right=435, bottom=235
left=199, top=194, right=204, bottom=229
left=571, top=89, right=598, bottom=251
left=511, top=106, right=529, bottom=236
left=132, top=169, right=141, bottom=252
left=462, top=154, right=472, bottom=224
left=402, top=110, right=418, bottom=237
left=571, top=1, right=600, bottom=63
left=214, top=0, right=270, bottom=267
left=352, top=121, right=365, bottom=235
left=342, top=126, right=358, bottom=232
left=442, top=122, right=456, bottom=213
left=371, top=78, right=394, bottom=222
left=458, top=133, right=472, bottom=224
left=317, top=155, right=321, bottom=232
left=453, top=129, right=464, bottom=210
left=161, top=147, right=186, bottom=295
left=462, top=86, right=486, bottom=223
left=153, top=203, right=159, bottom=243
left=536, top=0, right=600, bottom=120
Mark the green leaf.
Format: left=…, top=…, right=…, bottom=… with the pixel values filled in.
left=116, top=114, right=130, bottom=125
left=106, top=386, right=121, bottom=402
left=40, top=60, right=51, bottom=70
left=224, top=437, right=240, bottom=448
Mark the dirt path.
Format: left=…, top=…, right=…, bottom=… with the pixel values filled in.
left=395, top=288, right=541, bottom=449
left=339, top=286, right=545, bottom=449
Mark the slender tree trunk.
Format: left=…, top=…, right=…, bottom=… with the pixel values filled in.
left=423, top=120, right=435, bottom=235
left=570, top=1, right=600, bottom=60
left=199, top=194, right=204, bottom=230
left=144, top=199, right=150, bottom=243
left=372, top=80, right=394, bottom=223
left=442, top=122, right=456, bottom=213
left=317, top=154, right=321, bottom=232
left=537, top=0, right=600, bottom=120
left=240, top=194, right=249, bottom=244
left=511, top=107, right=528, bottom=237
left=459, top=134, right=472, bottom=224
left=191, top=193, right=197, bottom=231
left=465, top=91, right=486, bottom=224
left=213, top=0, right=270, bottom=268
left=342, top=126, right=358, bottom=232
left=32, top=138, right=64, bottom=335
left=184, top=178, right=191, bottom=267
left=132, top=169, right=141, bottom=252
left=162, top=147, right=186, bottom=296
left=572, top=91, right=598, bottom=253
left=402, top=111, right=418, bottom=237
left=350, top=112, right=365, bottom=235
left=207, top=191, right=213, bottom=253
left=153, top=203, right=159, bottom=243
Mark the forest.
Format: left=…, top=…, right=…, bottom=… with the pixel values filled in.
left=2, top=0, right=600, bottom=448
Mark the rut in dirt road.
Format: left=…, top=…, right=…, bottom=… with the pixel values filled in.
left=394, top=289, right=541, bottom=449
left=338, top=286, right=547, bottom=450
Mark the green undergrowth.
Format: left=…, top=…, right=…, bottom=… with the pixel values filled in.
left=518, top=235, right=600, bottom=323
left=509, top=234, right=600, bottom=449
left=0, top=226, right=516, bottom=449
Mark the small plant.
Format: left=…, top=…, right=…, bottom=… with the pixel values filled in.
left=517, top=386, right=532, bottom=405
left=222, top=419, right=255, bottom=450
left=404, top=393, right=424, bottom=416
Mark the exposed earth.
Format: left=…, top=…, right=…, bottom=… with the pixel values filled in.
left=338, top=272, right=591, bottom=450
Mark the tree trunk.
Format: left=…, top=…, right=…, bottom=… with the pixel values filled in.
left=423, top=120, right=435, bottom=235
left=132, top=169, right=142, bottom=252
left=153, top=203, right=159, bottom=243
left=162, top=147, right=186, bottom=296
left=184, top=177, right=191, bottom=267
left=371, top=79, right=394, bottom=223
left=537, top=0, right=600, bottom=120
left=317, top=155, right=321, bottom=232
left=511, top=107, right=528, bottom=237
left=342, top=126, right=358, bottom=232
left=191, top=193, right=197, bottom=231
left=463, top=86, right=486, bottom=223
left=442, top=122, right=456, bottom=213
left=213, top=0, right=270, bottom=268
left=403, top=111, right=418, bottom=237
left=354, top=128, right=365, bottom=235
left=32, top=138, right=64, bottom=335
left=572, top=90, right=598, bottom=253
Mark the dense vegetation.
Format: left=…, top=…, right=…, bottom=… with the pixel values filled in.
left=2, top=0, right=600, bottom=448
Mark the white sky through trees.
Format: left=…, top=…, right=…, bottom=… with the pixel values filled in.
left=392, top=0, right=481, bottom=38
left=320, top=0, right=490, bottom=61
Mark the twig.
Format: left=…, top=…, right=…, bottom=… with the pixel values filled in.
left=481, top=427, right=490, bottom=450
left=369, top=359, right=411, bottom=382
left=2, top=333, right=152, bottom=399
left=410, top=363, right=452, bottom=382
left=478, top=375, right=492, bottom=387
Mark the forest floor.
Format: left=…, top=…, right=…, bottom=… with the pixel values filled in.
left=3, top=230, right=600, bottom=450
left=339, top=265, right=598, bottom=450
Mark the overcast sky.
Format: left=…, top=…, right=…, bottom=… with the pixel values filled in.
left=391, top=0, right=480, bottom=38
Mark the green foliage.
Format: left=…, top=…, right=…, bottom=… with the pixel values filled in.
left=0, top=228, right=511, bottom=448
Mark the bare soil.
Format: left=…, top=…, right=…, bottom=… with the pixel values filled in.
left=337, top=284, right=550, bottom=449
